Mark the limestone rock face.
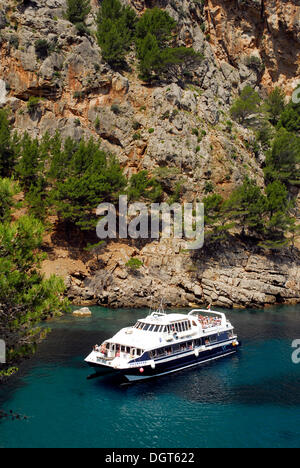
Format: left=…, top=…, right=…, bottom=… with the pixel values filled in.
left=0, top=0, right=299, bottom=309
left=205, top=0, right=300, bottom=95
left=0, top=79, right=7, bottom=105
left=66, top=238, right=300, bottom=309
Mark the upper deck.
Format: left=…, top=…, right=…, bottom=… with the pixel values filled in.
left=105, top=308, right=232, bottom=351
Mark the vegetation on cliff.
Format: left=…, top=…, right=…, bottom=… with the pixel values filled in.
left=205, top=86, right=300, bottom=249
left=96, top=0, right=202, bottom=81
left=0, top=176, right=69, bottom=381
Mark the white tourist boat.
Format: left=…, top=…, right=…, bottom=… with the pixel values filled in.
left=85, top=306, right=241, bottom=382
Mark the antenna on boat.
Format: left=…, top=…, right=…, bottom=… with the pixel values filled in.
left=158, top=298, right=166, bottom=314
left=149, top=293, right=154, bottom=314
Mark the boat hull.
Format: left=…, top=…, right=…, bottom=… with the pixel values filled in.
left=86, top=341, right=241, bottom=382
left=122, top=342, right=241, bottom=381
left=121, top=344, right=241, bottom=382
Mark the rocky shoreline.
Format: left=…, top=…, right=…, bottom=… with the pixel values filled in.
left=65, top=239, right=300, bottom=309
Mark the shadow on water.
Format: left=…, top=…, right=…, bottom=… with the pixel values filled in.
left=89, top=348, right=300, bottom=408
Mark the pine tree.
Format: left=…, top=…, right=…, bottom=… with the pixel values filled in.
left=264, top=128, right=300, bottom=186
left=264, top=87, right=286, bottom=126
left=203, top=193, right=233, bottom=245
left=230, top=86, right=261, bottom=125
left=66, top=0, right=90, bottom=24
left=0, top=182, right=69, bottom=379
left=53, top=139, right=127, bottom=231
left=262, top=180, right=295, bottom=247
left=0, top=214, right=69, bottom=378
left=278, top=99, right=300, bottom=132
left=66, top=0, right=91, bottom=34
left=135, top=9, right=202, bottom=82
left=137, top=32, right=161, bottom=81
left=127, top=170, right=162, bottom=202
left=0, top=178, right=19, bottom=222
left=135, top=7, right=176, bottom=48
left=16, top=133, right=41, bottom=190
left=96, top=0, right=136, bottom=67
left=224, top=178, right=267, bottom=237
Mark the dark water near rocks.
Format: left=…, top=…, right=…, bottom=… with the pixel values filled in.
left=0, top=305, right=300, bottom=448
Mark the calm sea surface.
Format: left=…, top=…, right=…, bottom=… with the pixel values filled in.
left=0, top=305, right=299, bottom=448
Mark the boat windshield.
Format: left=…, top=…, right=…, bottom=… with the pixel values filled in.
left=134, top=322, right=170, bottom=333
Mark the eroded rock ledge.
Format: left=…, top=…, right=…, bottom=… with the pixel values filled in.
left=65, top=239, right=300, bottom=309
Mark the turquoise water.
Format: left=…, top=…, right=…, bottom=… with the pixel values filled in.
left=0, top=305, right=300, bottom=448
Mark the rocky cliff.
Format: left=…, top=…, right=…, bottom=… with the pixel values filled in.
left=0, top=0, right=299, bottom=309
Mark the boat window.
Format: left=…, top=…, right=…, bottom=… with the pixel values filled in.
left=126, top=347, right=130, bottom=353
left=148, top=324, right=154, bottom=332
left=143, top=324, right=150, bottom=331
left=121, top=346, right=125, bottom=352
left=172, top=344, right=180, bottom=353
left=157, top=348, right=165, bottom=356
left=210, top=335, right=218, bottom=344
left=165, top=346, right=172, bottom=355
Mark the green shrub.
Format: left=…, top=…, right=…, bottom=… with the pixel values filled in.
left=125, top=258, right=143, bottom=271
left=66, top=0, right=91, bottom=25
left=27, top=96, right=41, bottom=113
left=111, top=103, right=121, bottom=114
left=35, top=39, right=50, bottom=59
left=230, top=86, right=261, bottom=125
